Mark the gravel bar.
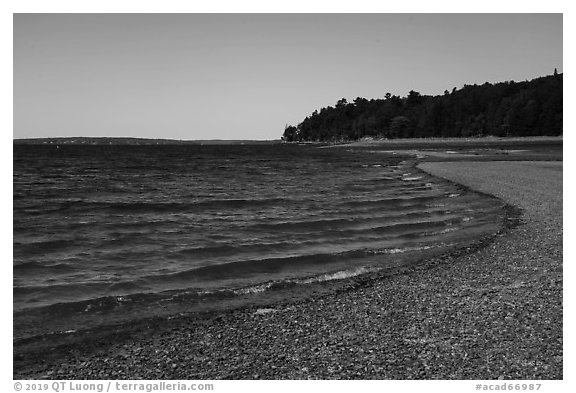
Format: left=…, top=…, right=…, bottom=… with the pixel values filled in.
left=14, top=161, right=562, bottom=380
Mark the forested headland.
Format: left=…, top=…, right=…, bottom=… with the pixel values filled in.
left=282, top=72, right=562, bottom=142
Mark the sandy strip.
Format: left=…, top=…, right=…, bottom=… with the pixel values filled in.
left=416, top=161, right=562, bottom=374
left=418, top=161, right=562, bottom=223
left=14, top=161, right=563, bottom=380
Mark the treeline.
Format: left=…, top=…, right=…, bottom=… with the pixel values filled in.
left=283, top=72, right=562, bottom=142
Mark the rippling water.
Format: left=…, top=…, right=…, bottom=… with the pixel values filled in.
left=13, top=144, right=504, bottom=339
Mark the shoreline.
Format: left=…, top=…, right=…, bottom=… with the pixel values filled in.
left=14, top=219, right=517, bottom=379
left=11, top=152, right=500, bottom=343
left=13, top=136, right=563, bottom=379
left=14, top=156, right=562, bottom=379
left=330, top=135, right=562, bottom=145
left=13, top=196, right=518, bottom=358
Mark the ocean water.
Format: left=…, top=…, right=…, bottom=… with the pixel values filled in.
left=13, top=144, right=504, bottom=339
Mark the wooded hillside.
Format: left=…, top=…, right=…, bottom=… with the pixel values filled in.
left=283, top=72, right=562, bottom=142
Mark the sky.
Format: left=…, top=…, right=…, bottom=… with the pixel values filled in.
left=13, top=13, right=563, bottom=140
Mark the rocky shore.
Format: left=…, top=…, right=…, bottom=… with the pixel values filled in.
left=14, top=160, right=562, bottom=380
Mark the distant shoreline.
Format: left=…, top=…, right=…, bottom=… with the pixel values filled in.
left=331, top=135, right=562, bottom=146
left=13, top=137, right=282, bottom=145
left=13, top=135, right=562, bottom=147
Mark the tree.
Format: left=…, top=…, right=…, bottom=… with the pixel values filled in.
left=282, top=72, right=562, bottom=141
left=406, top=90, right=422, bottom=106
left=282, top=125, right=299, bottom=142
left=389, top=116, right=411, bottom=138
left=336, top=98, right=348, bottom=108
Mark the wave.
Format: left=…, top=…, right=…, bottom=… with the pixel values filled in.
left=402, top=176, right=424, bottom=181
left=38, top=197, right=294, bottom=215
left=13, top=239, right=79, bottom=255
left=339, top=195, right=438, bottom=208
left=14, top=213, right=483, bottom=297
left=13, top=237, right=456, bottom=311
left=13, top=236, right=461, bottom=335
left=17, top=184, right=442, bottom=218
left=13, top=264, right=385, bottom=320
left=292, top=266, right=377, bottom=284
left=13, top=261, right=76, bottom=273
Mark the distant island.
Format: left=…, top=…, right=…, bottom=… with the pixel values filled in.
left=13, top=137, right=281, bottom=146
left=283, top=72, right=562, bottom=142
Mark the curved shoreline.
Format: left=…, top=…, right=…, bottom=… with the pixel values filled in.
left=14, top=160, right=562, bottom=380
